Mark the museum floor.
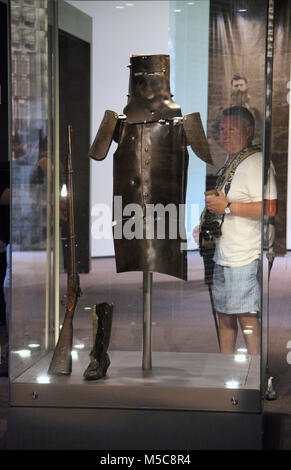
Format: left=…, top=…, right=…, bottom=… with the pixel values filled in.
left=1, top=251, right=291, bottom=450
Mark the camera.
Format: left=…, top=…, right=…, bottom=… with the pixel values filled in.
left=200, top=190, right=222, bottom=241
left=200, top=211, right=222, bottom=241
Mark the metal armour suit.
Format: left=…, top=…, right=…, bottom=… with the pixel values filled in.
left=89, top=55, right=212, bottom=280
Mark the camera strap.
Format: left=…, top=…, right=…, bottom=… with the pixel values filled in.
left=216, top=144, right=261, bottom=195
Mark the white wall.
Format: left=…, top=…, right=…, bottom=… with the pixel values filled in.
left=169, top=1, right=209, bottom=249
left=68, top=1, right=170, bottom=256
left=68, top=0, right=210, bottom=257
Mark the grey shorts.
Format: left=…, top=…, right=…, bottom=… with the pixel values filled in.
left=212, top=259, right=261, bottom=315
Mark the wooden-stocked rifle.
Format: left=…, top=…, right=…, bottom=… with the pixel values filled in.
left=48, top=124, right=82, bottom=375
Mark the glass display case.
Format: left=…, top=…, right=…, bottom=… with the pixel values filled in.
left=10, top=0, right=53, bottom=380
left=7, top=0, right=290, bottom=450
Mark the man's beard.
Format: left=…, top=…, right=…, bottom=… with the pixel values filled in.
left=231, top=90, right=249, bottom=106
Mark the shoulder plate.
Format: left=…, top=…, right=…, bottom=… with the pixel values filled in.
left=183, top=113, right=213, bottom=165
left=88, top=110, right=119, bottom=161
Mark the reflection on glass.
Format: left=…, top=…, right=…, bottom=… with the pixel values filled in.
left=243, top=329, right=253, bottom=335
left=225, top=380, right=241, bottom=389
left=60, top=184, right=67, bottom=198
left=12, top=349, right=31, bottom=358
left=234, top=354, right=247, bottom=363
left=237, top=348, right=248, bottom=354
left=74, top=343, right=85, bottom=350
left=168, top=1, right=267, bottom=394
left=71, top=350, right=78, bottom=360
left=10, top=0, right=51, bottom=380
left=36, top=375, right=50, bottom=384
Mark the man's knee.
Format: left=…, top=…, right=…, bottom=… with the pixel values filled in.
left=238, top=313, right=260, bottom=330
left=218, top=312, right=237, bottom=329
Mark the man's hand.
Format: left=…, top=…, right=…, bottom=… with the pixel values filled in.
left=205, top=190, right=263, bottom=218
left=205, top=190, right=228, bottom=215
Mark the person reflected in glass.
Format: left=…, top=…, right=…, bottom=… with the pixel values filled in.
left=205, top=106, right=277, bottom=355
left=0, top=162, right=10, bottom=376
left=0, top=184, right=9, bottom=326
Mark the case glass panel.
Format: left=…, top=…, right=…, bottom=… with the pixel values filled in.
left=10, top=0, right=53, bottom=380
left=52, top=0, right=268, bottom=400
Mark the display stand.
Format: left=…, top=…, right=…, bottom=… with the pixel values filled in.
left=8, top=350, right=263, bottom=450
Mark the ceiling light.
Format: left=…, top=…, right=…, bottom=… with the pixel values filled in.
left=237, top=348, right=248, bottom=353
left=28, top=343, right=40, bottom=348
left=74, top=343, right=85, bottom=349
left=243, top=329, right=253, bottom=335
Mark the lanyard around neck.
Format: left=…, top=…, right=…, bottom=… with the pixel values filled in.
left=216, top=145, right=261, bottom=195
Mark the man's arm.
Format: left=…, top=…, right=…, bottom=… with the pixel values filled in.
left=206, top=190, right=277, bottom=218
left=264, top=199, right=277, bottom=216
left=230, top=199, right=277, bottom=218
left=228, top=200, right=261, bottom=218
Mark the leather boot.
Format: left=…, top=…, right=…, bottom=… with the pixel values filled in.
left=83, top=302, right=113, bottom=380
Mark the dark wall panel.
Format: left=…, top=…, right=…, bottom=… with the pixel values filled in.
left=271, top=0, right=291, bottom=255
left=0, top=1, right=8, bottom=162
left=59, top=30, right=90, bottom=273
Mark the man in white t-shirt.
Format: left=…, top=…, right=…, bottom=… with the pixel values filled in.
left=205, top=106, right=277, bottom=354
